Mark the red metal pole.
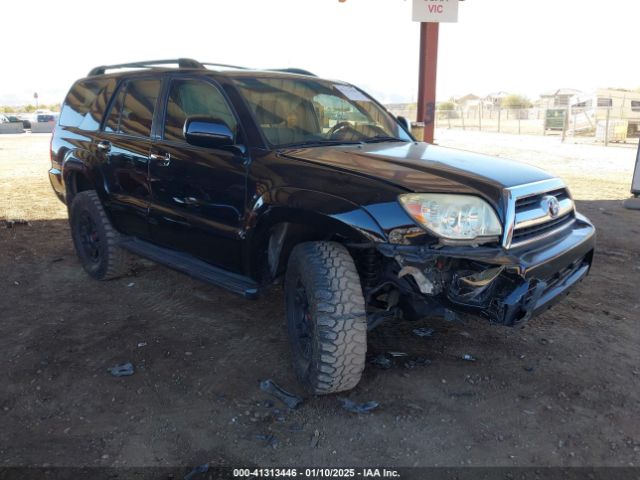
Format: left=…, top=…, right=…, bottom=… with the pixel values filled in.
left=416, top=22, right=439, bottom=143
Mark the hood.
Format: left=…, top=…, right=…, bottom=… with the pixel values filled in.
left=281, top=141, right=554, bottom=204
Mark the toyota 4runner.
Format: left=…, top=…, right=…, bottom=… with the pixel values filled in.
left=49, top=58, right=595, bottom=394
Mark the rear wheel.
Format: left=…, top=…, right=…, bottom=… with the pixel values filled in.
left=285, top=241, right=367, bottom=394
left=69, top=190, right=132, bottom=280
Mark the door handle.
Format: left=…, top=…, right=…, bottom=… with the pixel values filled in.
left=150, top=152, right=171, bottom=166
left=96, top=140, right=111, bottom=152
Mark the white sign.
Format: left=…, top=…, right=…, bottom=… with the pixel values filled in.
left=412, top=0, right=458, bottom=23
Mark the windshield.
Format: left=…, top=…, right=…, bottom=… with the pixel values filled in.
left=232, top=75, right=412, bottom=147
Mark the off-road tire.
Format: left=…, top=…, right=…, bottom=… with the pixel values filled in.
left=285, top=241, right=367, bottom=394
left=69, top=190, right=132, bottom=280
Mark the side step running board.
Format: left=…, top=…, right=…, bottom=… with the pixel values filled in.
left=120, top=238, right=259, bottom=298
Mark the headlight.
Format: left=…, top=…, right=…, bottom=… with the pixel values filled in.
left=398, top=193, right=502, bottom=242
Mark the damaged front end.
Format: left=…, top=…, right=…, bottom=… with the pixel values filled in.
left=371, top=212, right=595, bottom=327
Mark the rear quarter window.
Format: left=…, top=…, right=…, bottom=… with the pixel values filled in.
left=59, top=78, right=115, bottom=130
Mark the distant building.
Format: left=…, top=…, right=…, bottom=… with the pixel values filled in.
left=484, top=91, right=509, bottom=110
left=454, top=93, right=481, bottom=110
left=539, top=88, right=583, bottom=109
left=569, top=88, right=640, bottom=138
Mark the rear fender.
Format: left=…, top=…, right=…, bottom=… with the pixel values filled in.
left=62, top=149, right=108, bottom=206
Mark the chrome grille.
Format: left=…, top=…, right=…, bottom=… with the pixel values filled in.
left=515, top=188, right=570, bottom=213
left=511, top=211, right=575, bottom=244
left=503, top=179, right=575, bottom=249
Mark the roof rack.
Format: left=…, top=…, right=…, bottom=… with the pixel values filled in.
left=88, top=58, right=207, bottom=76
left=88, top=58, right=315, bottom=77
left=269, top=68, right=317, bottom=77
left=200, top=62, right=249, bottom=70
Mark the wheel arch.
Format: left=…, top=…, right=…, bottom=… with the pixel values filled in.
left=61, top=150, right=107, bottom=206
left=244, top=188, right=387, bottom=282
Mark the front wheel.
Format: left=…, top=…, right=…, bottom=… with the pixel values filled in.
left=285, top=242, right=367, bottom=394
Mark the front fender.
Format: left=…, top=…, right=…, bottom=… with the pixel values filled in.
left=244, top=187, right=387, bottom=279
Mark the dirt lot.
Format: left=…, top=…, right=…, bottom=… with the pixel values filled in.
left=1, top=132, right=639, bottom=471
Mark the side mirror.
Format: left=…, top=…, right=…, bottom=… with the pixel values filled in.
left=396, top=115, right=410, bottom=132
left=184, top=117, right=235, bottom=148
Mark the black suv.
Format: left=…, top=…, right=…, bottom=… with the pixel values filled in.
left=50, top=58, right=595, bottom=394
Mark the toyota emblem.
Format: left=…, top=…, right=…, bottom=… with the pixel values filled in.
left=541, top=195, right=560, bottom=218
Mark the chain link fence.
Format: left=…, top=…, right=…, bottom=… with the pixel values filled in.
left=434, top=107, right=544, bottom=135
left=388, top=105, right=548, bottom=135
left=387, top=104, right=640, bottom=146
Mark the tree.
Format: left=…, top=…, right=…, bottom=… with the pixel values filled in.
left=437, top=101, right=455, bottom=111
left=501, top=94, right=532, bottom=109
left=45, top=103, right=61, bottom=112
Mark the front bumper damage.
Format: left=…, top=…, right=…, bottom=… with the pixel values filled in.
left=377, top=214, right=595, bottom=326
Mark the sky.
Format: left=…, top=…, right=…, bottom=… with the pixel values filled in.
left=1, top=0, right=638, bottom=106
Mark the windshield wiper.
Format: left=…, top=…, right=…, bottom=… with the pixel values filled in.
left=363, top=136, right=406, bottom=144
left=278, top=139, right=363, bottom=148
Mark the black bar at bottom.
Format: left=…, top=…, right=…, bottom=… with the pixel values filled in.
left=0, top=466, right=639, bottom=480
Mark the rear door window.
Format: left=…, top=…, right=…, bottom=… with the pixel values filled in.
left=104, top=78, right=161, bottom=138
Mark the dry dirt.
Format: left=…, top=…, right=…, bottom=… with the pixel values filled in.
left=1, top=132, right=639, bottom=471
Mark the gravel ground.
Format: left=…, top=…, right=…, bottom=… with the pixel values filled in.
left=0, top=132, right=639, bottom=471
